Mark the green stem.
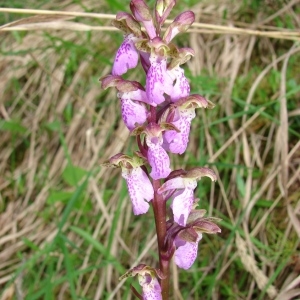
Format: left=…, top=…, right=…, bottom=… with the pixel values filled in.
left=152, top=179, right=170, bottom=300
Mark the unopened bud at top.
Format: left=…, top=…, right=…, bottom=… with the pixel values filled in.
left=130, top=0, right=157, bottom=39
left=163, top=11, right=195, bottom=43
left=155, top=0, right=176, bottom=26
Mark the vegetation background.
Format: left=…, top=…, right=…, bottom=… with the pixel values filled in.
left=0, top=0, right=299, bottom=299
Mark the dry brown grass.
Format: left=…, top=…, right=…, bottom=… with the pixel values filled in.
left=0, top=0, right=300, bottom=299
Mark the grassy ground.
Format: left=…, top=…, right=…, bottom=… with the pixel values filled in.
left=0, top=0, right=300, bottom=299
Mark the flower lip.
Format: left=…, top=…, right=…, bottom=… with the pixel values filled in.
left=112, top=34, right=139, bottom=76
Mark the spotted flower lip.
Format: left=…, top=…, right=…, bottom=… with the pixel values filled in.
left=145, top=123, right=171, bottom=179
left=163, top=107, right=195, bottom=154
left=112, top=34, right=139, bottom=76
left=167, top=66, right=190, bottom=102
left=161, top=94, right=211, bottom=154
left=174, top=232, right=202, bottom=269
left=146, top=53, right=173, bottom=106
left=120, top=264, right=163, bottom=300
left=158, top=168, right=217, bottom=225
left=139, top=274, right=162, bottom=299
left=106, top=154, right=153, bottom=215
left=122, top=166, right=154, bottom=215
left=100, top=76, right=150, bottom=130
left=166, top=210, right=221, bottom=269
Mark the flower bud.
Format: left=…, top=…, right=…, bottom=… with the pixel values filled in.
left=163, top=11, right=195, bottom=43
left=130, top=0, right=157, bottom=39
left=155, top=0, right=176, bottom=26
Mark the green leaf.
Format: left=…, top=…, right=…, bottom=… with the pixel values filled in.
left=46, top=191, right=74, bottom=204
left=62, top=163, right=88, bottom=186
left=236, top=172, right=246, bottom=198
left=44, top=120, right=61, bottom=132
left=0, top=120, right=27, bottom=134
left=70, top=226, right=125, bottom=274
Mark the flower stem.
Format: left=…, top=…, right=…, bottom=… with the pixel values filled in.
left=152, top=179, right=170, bottom=300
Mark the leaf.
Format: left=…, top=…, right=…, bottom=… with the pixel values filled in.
left=47, top=191, right=74, bottom=204
left=0, top=120, right=27, bottom=134
left=236, top=172, right=246, bottom=198
left=62, top=163, right=87, bottom=186
left=44, top=120, right=61, bottom=131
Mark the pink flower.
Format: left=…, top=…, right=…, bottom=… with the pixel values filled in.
left=159, top=177, right=196, bottom=225
left=120, top=264, right=162, bottom=300
left=158, top=168, right=217, bottom=225
left=139, top=274, right=162, bottom=300
left=112, top=34, right=139, bottom=76
left=122, top=166, right=154, bottom=215
left=174, top=232, right=202, bottom=269
left=130, top=0, right=157, bottom=39
left=101, top=75, right=150, bottom=131
left=163, top=11, right=195, bottom=43
left=167, top=66, right=190, bottom=102
left=145, top=124, right=171, bottom=180
left=163, top=107, right=195, bottom=154
left=119, top=89, right=148, bottom=131
left=146, top=53, right=173, bottom=106
left=162, top=94, right=211, bottom=154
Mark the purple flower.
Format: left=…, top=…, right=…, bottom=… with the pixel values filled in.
left=145, top=124, right=171, bottom=180
left=162, top=94, right=211, bottom=154
left=112, top=34, right=139, bottom=76
left=146, top=53, right=173, bottom=106
left=122, top=166, right=154, bottom=215
left=163, top=11, right=195, bottom=43
left=119, top=89, right=148, bottom=131
left=139, top=274, right=162, bottom=300
left=159, top=177, right=197, bottom=225
left=120, top=264, right=162, bottom=300
left=130, top=0, right=157, bottom=39
left=174, top=232, right=202, bottom=269
left=101, top=75, right=150, bottom=131
left=167, top=66, right=190, bottom=102
left=163, top=107, right=195, bottom=154
left=158, top=168, right=217, bottom=225
left=155, top=0, right=176, bottom=26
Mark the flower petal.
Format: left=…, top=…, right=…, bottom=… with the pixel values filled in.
left=168, top=67, right=190, bottom=102
left=174, top=233, right=202, bottom=269
left=112, top=34, right=139, bottom=76
left=157, top=177, right=186, bottom=194
left=171, top=187, right=195, bottom=226
left=120, top=95, right=147, bottom=130
left=139, top=275, right=162, bottom=300
left=147, top=143, right=171, bottom=180
left=163, top=108, right=195, bottom=154
left=146, top=55, right=173, bottom=106
left=122, top=167, right=154, bottom=215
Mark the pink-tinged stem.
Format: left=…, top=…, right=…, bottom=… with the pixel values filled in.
left=152, top=179, right=170, bottom=300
